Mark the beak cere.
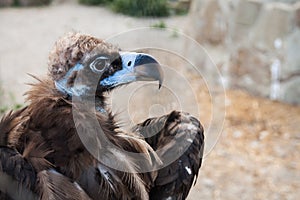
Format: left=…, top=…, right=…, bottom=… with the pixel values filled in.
left=100, top=52, right=164, bottom=88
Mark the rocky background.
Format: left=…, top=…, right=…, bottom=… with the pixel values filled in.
left=187, top=0, right=300, bottom=104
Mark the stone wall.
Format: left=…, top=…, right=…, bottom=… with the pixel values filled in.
left=187, top=0, right=300, bottom=104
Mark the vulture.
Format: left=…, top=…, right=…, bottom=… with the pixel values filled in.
left=0, top=33, right=204, bottom=200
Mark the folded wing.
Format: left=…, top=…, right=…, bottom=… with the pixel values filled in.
left=134, top=111, right=204, bottom=200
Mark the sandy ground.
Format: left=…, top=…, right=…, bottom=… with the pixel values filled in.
left=0, top=1, right=300, bottom=199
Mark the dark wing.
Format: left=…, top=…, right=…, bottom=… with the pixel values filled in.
left=0, top=110, right=91, bottom=200
left=133, top=111, right=204, bottom=200
left=0, top=147, right=38, bottom=200
left=0, top=109, right=38, bottom=200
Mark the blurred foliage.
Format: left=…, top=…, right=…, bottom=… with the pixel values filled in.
left=13, top=0, right=52, bottom=6
left=0, top=107, right=8, bottom=115
left=170, top=29, right=179, bottom=38
left=0, top=86, right=4, bottom=115
left=0, top=104, right=23, bottom=116
left=0, top=0, right=52, bottom=7
left=168, top=0, right=190, bottom=16
left=79, top=0, right=111, bottom=5
left=150, top=22, right=179, bottom=38
left=0, top=85, right=23, bottom=116
left=170, top=6, right=188, bottom=15
left=111, top=0, right=169, bottom=17
left=0, top=86, right=7, bottom=116
left=151, top=21, right=167, bottom=29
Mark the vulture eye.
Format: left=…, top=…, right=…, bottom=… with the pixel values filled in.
left=90, top=56, right=110, bottom=74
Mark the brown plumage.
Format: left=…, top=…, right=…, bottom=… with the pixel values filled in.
left=0, top=33, right=204, bottom=200
left=134, top=111, right=204, bottom=199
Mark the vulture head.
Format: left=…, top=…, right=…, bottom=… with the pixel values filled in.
left=48, top=33, right=163, bottom=100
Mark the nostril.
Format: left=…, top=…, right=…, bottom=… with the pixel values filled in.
left=127, top=61, right=132, bottom=66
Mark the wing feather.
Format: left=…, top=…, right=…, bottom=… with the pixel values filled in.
left=134, top=111, right=204, bottom=200
left=0, top=108, right=28, bottom=146
left=37, top=169, right=91, bottom=200
left=78, top=150, right=149, bottom=200
left=0, top=147, right=38, bottom=200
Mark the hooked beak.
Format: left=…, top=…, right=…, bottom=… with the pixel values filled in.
left=100, top=52, right=164, bottom=89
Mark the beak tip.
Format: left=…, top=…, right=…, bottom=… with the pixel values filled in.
left=121, top=52, right=164, bottom=88
left=158, top=70, right=163, bottom=90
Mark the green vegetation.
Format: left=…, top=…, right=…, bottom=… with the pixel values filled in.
left=0, top=103, right=23, bottom=115
left=79, top=0, right=111, bottom=5
left=171, top=7, right=189, bottom=16
left=0, top=86, right=23, bottom=116
left=0, top=85, right=4, bottom=115
left=0, top=106, right=8, bottom=115
left=78, top=0, right=170, bottom=17
left=12, top=0, right=52, bottom=7
left=151, top=21, right=167, bottom=29
left=170, top=28, right=179, bottom=38
left=111, top=0, right=169, bottom=17
left=0, top=87, right=6, bottom=115
left=78, top=0, right=191, bottom=17
left=150, top=22, right=180, bottom=39
left=0, top=0, right=52, bottom=7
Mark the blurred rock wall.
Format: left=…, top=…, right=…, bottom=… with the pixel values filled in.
left=187, top=0, right=300, bottom=104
